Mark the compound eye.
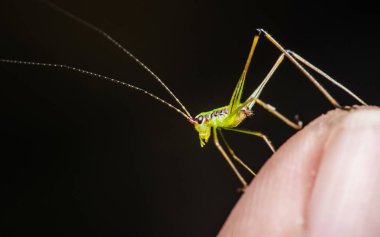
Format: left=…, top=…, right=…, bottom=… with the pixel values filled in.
left=197, top=115, right=203, bottom=124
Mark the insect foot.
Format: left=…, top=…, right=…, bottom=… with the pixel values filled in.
left=237, top=186, right=247, bottom=193
left=341, top=105, right=361, bottom=111
left=294, top=114, right=303, bottom=129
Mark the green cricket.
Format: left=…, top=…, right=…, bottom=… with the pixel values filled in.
left=0, top=2, right=367, bottom=189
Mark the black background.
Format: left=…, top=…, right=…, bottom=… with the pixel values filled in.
left=0, top=0, right=378, bottom=236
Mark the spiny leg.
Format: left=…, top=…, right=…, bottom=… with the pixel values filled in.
left=256, top=29, right=342, bottom=108
left=287, top=50, right=367, bottom=105
left=233, top=94, right=303, bottom=131
left=255, top=98, right=303, bottom=130
left=223, top=128, right=275, bottom=153
left=218, top=129, right=257, bottom=176
left=213, top=127, right=248, bottom=188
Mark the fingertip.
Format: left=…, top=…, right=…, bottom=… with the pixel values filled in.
left=218, top=106, right=380, bottom=237
left=308, top=106, right=380, bottom=237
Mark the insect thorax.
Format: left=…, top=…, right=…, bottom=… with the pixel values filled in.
left=194, top=106, right=252, bottom=147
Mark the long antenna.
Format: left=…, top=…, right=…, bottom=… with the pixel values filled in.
left=0, top=59, right=191, bottom=120
left=41, top=0, right=193, bottom=118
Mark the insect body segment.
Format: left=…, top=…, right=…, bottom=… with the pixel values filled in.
left=194, top=106, right=253, bottom=147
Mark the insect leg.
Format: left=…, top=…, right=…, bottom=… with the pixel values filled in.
left=231, top=92, right=303, bottom=130
left=223, top=128, right=275, bottom=153
left=255, top=98, right=303, bottom=130
left=287, top=50, right=367, bottom=105
left=228, top=35, right=260, bottom=112
left=256, top=29, right=342, bottom=108
left=213, top=127, right=248, bottom=188
left=218, top=129, right=257, bottom=176
left=227, top=52, right=301, bottom=130
left=226, top=52, right=286, bottom=120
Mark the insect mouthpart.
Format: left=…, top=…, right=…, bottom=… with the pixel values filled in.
left=188, top=117, right=197, bottom=125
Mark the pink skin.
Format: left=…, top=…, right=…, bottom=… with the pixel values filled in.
left=218, top=106, right=380, bottom=237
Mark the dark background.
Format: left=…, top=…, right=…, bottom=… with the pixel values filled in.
left=0, top=0, right=378, bottom=236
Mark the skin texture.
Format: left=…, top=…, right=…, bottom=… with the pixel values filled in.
left=218, top=106, right=380, bottom=237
